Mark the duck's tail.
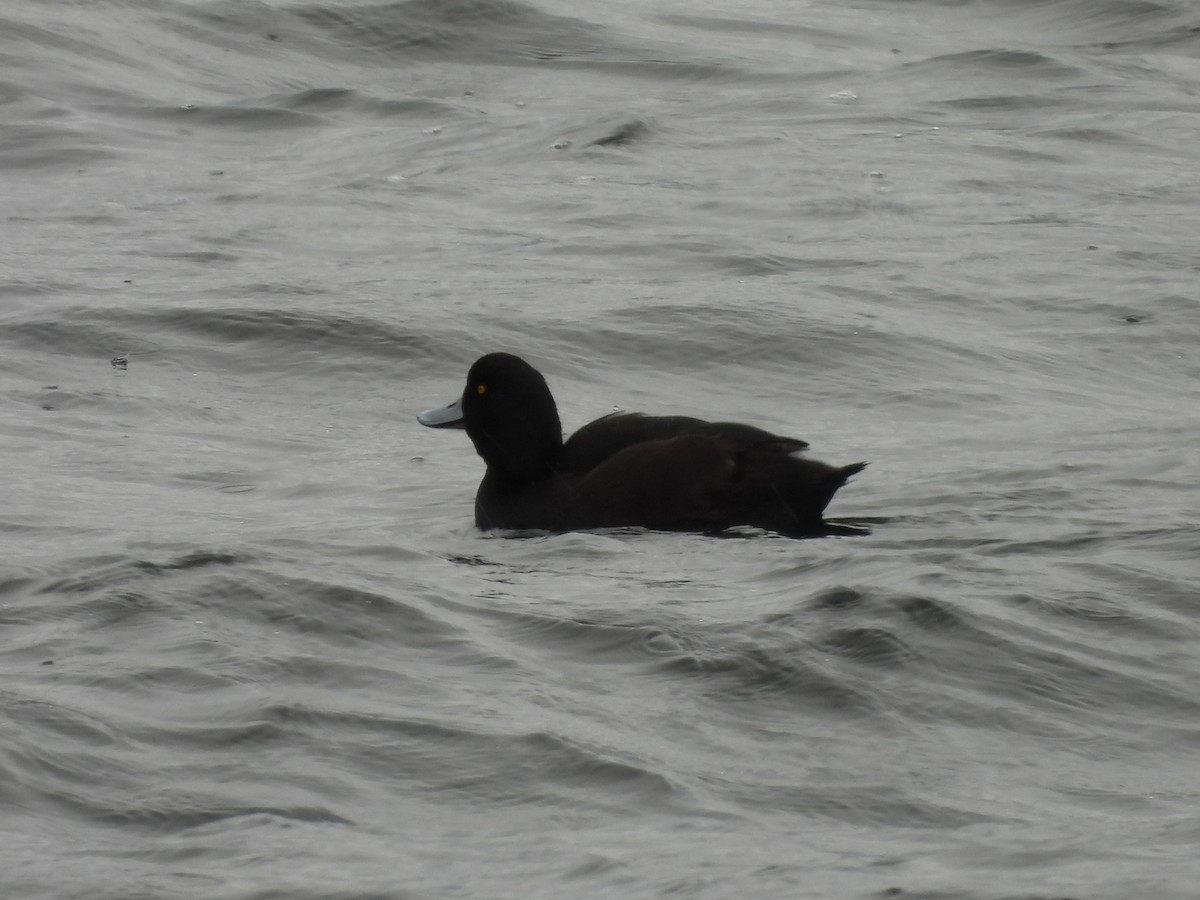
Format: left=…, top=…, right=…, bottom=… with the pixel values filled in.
left=753, top=456, right=867, bottom=532
left=833, top=461, right=868, bottom=484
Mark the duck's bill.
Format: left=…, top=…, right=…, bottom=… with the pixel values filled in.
left=418, top=398, right=465, bottom=429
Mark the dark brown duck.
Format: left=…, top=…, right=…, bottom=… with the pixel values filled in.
left=418, top=353, right=866, bottom=537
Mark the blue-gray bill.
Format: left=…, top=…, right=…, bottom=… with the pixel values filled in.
left=418, top=399, right=465, bottom=429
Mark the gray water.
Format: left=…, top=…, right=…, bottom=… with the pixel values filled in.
left=3, top=0, right=1199, bottom=897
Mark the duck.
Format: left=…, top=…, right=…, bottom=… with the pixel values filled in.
left=418, top=352, right=866, bottom=537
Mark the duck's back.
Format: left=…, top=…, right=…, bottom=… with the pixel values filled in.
left=560, top=412, right=809, bottom=477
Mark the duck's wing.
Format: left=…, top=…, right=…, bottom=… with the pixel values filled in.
left=568, top=434, right=741, bottom=531
left=568, top=434, right=863, bottom=536
left=561, top=412, right=808, bottom=477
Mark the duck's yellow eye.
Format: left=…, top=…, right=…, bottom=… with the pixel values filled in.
left=476, top=383, right=487, bottom=395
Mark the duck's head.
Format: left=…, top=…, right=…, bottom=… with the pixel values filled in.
left=419, top=353, right=563, bottom=482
